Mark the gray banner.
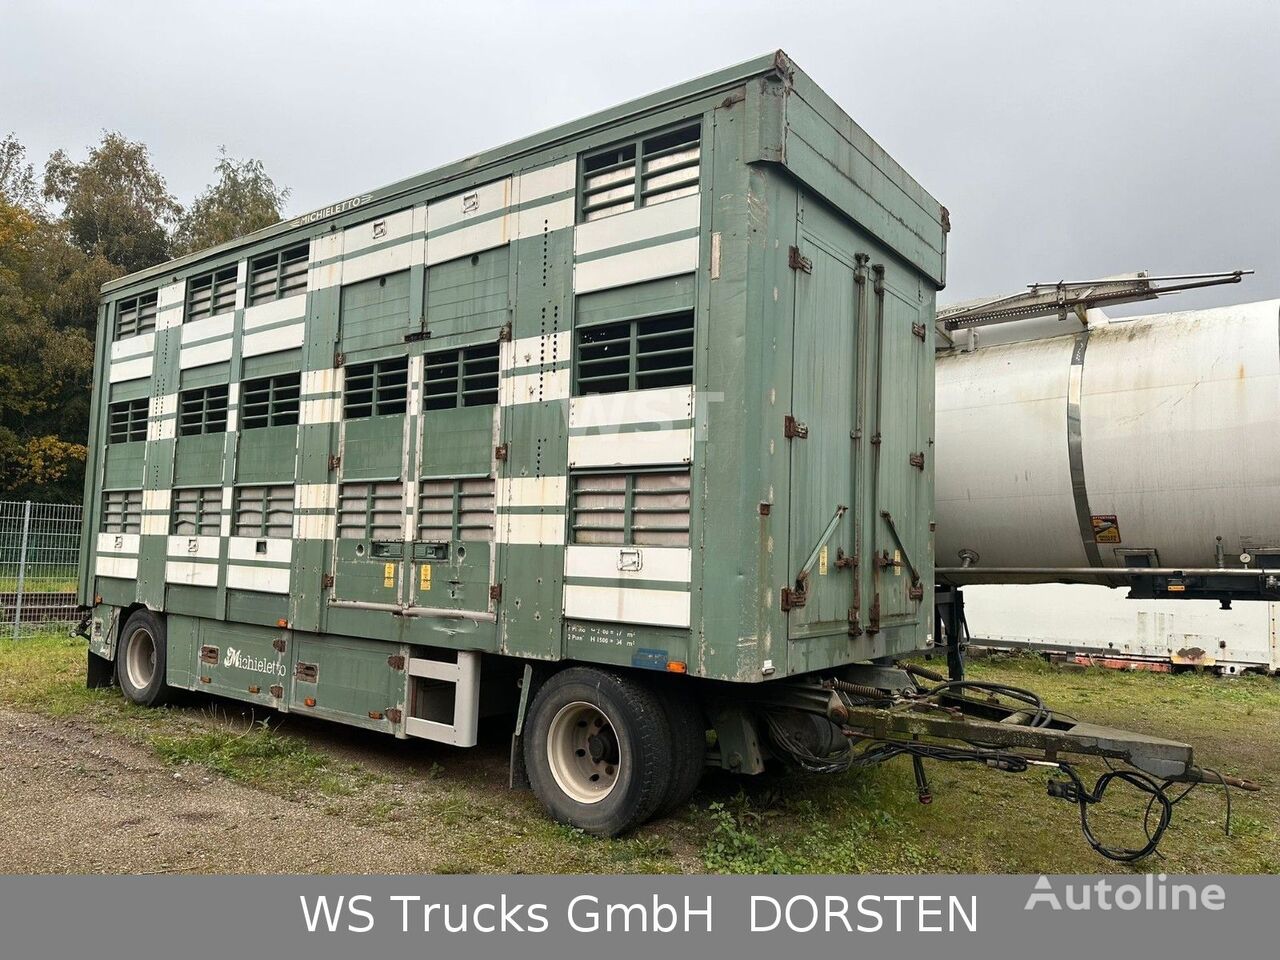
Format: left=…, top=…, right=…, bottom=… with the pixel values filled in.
left=0, top=874, right=1269, bottom=959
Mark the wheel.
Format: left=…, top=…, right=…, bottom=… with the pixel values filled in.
left=523, top=667, right=673, bottom=837
left=653, top=683, right=706, bottom=818
left=115, top=609, right=173, bottom=707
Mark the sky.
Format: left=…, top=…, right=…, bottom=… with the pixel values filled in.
left=2, top=0, right=1277, bottom=313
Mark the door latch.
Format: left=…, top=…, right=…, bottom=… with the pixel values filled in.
left=788, top=246, right=813, bottom=273
left=784, top=415, right=809, bottom=439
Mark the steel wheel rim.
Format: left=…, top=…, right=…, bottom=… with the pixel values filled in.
left=546, top=701, right=622, bottom=804
left=124, top=628, right=156, bottom=692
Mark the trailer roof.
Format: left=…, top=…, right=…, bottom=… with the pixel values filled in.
left=104, top=49, right=943, bottom=294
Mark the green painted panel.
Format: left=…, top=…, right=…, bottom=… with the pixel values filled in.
left=420, top=405, right=495, bottom=477
left=425, top=246, right=509, bottom=339
left=181, top=362, right=231, bottom=390
left=165, top=584, right=220, bottom=620
left=242, top=348, right=302, bottom=379
left=235, top=426, right=298, bottom=483
left=195, top=620, right=288, bottom=708
left=564, top=620, right=690, bottom=670
left=102, top=443, right=146, bottom=489
left=575, top=274, right=695, bottom=327
left=291, top=633, right=405, bottom=733
left=225, top=588, right=289, bottom=626
left=334, top=538, right=403, bottom=605
left=341, top=414, right=404, bottom=481
left=165, top=614, right=200, bottom=689
left=96, top=578, right=136, bottom=607
left=109, top=378, right=152, bottom=402
left=341, top=270, right=410, bottom=356
left=409, top=542, right=490, bottom=614
left=173, top=433, right=226, bottom=486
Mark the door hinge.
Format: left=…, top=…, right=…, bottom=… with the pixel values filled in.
left=848, top=609, right=863, bottom=637
left=909, top=451, right=926, bottom=470
left=327, top=453, right=341, bottom=472
left=321, top=573, right=335, bottom=589
left=788, top=245, right=813, bottom=273
left=334, top=350, right=345, bottom=368
left=494, top=443, right=509, bottom=462
left=272, top=637, right=287, bottom=653
left=386, top=707, right=402, bottom=724
left=870, top=432, right=882, bottom=446
left=387, top=655, right=405, bottom=670
left=783, top=414, right=809, bottom=439
left=489, top=584, right=503, bottom=603
left=912, top=322, right=927, bottom=341
left=908, top=581, right=925, bottom=602
left=498, top=322, right=512, bottom=343
left=866, top=593, right=881, bottom=634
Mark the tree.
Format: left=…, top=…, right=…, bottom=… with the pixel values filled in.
left=0, top=133, right=41, bottom=211
left=43, top=131, right=181, bottom=274
left=173, top=149, right=289, bottom=256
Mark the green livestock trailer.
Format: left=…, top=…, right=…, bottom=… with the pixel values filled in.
left=80, top=50, right=947, bottom=835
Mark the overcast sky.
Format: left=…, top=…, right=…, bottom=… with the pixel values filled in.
left=3, top=0, right=1277, bottom=312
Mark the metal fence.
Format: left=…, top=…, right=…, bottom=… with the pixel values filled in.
left=0, top=500, right=83, bottom=639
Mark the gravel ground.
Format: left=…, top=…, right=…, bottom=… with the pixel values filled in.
left=0, top=706, right=430, bottom=874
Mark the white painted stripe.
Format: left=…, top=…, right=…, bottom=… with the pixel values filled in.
left=309, top=234, right=343, bottom=290
left=146, top=417, right=175, bottom=443
left=302, top=368, right=340, bottom=396
left=295, top=483, right=337, bottom=511
left=428, top=177, right=512, bottom=233
left=166, top=535, right=220, bottom=558
left=496, top=513, right=566, bottom=546
left=565, top=545, right=692, bottom=583
left=515, top=196, right=574, bottom=240
left=221, top=486, right=234, bottom=509
left=243, top=321, right=305, bottom=358
left=574, top=236, right=700, bottom=294
left=228, top=536, right=292, bottom=564
left=341, top=242, right=419, bottom=286
left=568, top=428, right=693, bottom=469
left=179, top=338, right=233, bottom=370
left=300, top=397, right=341, bottom=424
left=499, top=368, right=570, bottom=407
left=226, top=407, right=238, bottom=432
left=516, top=160, right=575, bottom=204
left=155, top=304, right=183, bottom=331
left=142, top=489, right=171, bottom=512
left=234, top=259, right=248, bottom=311
left=501, top=331, right=571, bottom=372
left=426, top=216, right=510, bottom=266
left=180, top=312, right=234, bottom=346
left=244, top=293, right=306, bottom=330
left=293, top=513, right=336, bottom=540
left=165, top=559, right=219, bottom=587
left=220, top=514, right=231, bottom=537
left=149, top=393, right=177, bottom=420
left=96, top=555, right=138, bottom=580
left=574, top=194, right=700, bottom=257
left=227, top=564, right=290, bottom=594
left=343, top=208, right=414, bottom=257
left=569, top=385, right=694, bottom=430
left=563, top=583, right=691, bottom=628
left=110, top=331, right=154, bottom=361
left=109, top=354, right=153, bottom=384
left=140, top=513, right=168, bottom=536
left=497, top=476, right=566, bottom=508
left=97, top=532, right=140, bottom=555
left=158, top=281, right=185, bottom=310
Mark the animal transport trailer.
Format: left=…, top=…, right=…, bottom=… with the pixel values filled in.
left=79, top=51, right=1240, bottom=841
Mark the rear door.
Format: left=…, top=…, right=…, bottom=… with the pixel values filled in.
left=786, top=227, right=859, bottom=636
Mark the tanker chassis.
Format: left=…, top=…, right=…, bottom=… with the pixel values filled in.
left=79, top=51, right=1252, bottom=850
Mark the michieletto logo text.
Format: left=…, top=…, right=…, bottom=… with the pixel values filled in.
left=1025, top=875, right=1225, bottom=911
left=222, top=647, right=287, bottom=677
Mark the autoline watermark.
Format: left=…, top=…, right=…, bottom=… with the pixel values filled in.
left=1025, top=875, right=1226, bottom=912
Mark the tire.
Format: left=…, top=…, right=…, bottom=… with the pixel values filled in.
left=115, top=609, right=173, bottom=707
left=653, top=683, right=707, bottom=818
left=523, top=667, right=673, bottom=837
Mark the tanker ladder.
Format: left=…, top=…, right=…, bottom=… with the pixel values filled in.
left=747, top=661, right=1260, bottom=862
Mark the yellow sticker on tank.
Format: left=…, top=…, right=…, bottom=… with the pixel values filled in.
left=818, top=545, right=829, bottom=575
left=383, top=562, right=395, bottom=588
left=419, top=563, right=432, bottom=591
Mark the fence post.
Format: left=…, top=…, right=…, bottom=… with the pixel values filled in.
left=12, top=499, right=32, bottom=640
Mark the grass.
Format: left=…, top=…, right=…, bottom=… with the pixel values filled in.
left=1, top=632, right=1278, bottom=874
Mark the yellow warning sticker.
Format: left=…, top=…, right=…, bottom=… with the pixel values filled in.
left=419, top=563, right=432, bottom=591
left=383, top=562, right=395, bottom=588
left=818, top=545, right=829, bottom=576
left=1091, top=515, right=1121, bottom=543
left=893, top=549, right=902, bottom=576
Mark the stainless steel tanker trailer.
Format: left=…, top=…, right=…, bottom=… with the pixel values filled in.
left=934, top=275, right=1280, bottom=672
left=76, top=54, right=1254, bottom=857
